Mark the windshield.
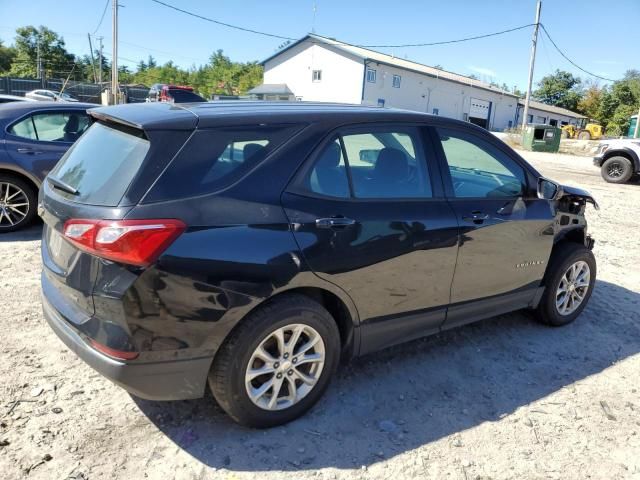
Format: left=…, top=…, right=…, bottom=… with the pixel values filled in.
left=49, top=122, right=150, bottom=206
left=167, top=89, right=205, bottom=103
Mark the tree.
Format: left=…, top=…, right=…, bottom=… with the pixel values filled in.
left=0, top=40, right=16, bottom=73
left=595, top=71, right=640, bottom=136
left=533, top=70, right=583, bottom=111
left=578, top=84, right=604, bottom=120
left=8, top=26, right=76, bottom=79
left=512, top=85, right=524, bottom=97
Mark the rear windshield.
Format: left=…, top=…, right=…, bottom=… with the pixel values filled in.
left=144, top=124, right=301, bottom=202
left=49, top=122, right=150, bottom=206
left=167, top=89, right=204, bottom=103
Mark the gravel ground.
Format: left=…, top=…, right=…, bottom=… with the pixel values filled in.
left=1, top=149, right=639, bottom=480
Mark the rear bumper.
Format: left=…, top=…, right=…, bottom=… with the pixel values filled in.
left=42, top=292, right=212, bottom=401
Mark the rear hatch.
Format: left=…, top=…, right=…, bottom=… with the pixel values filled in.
left=40, top=112, right=194, bottom=330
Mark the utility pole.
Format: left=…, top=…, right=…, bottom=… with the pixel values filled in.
left=87, top=34, right=98, bottom=83
left=521, top=0, right=542, bottom=130
left=111, top=0, right=119, bottom=104
left=36, top=42, right=42, bottom=81
left=97, top=36, right=104, bottom=84
left=312, top=1, right=317, bottom=34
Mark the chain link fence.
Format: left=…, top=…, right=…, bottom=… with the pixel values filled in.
left=0, top=77, right=149, bottom=104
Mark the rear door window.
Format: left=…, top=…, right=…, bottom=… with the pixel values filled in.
left=49, top=122, right=150, bottom=206
left=9, top=111, right=90, bottom=143
left=302, top=127, right=433, bottom=199
left=144, top=125, right=301, bottom=202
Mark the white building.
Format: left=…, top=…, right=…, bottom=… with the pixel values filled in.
left=261, top=34, right=520, bottom=131
left=516, top=99, right=586, bottom=127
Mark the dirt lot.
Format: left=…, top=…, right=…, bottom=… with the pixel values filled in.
left=1, top=149, right=639, bottom=480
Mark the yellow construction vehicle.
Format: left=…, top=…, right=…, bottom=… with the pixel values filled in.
left=561, top=120, right=604, bottom=140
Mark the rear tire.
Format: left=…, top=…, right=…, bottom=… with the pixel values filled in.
left=209, top=294, right=341, bottom=428
left=535, top=243, right=596, bottom=327
left=0, top=174, right=37, bottom=233
left=601, top=156, right=633, bottom=184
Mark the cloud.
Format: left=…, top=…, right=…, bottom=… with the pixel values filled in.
left=469, top=66, right=497, bottom=77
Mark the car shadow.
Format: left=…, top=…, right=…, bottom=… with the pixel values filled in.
left=0, top=222, right=42, bottom=242
left=133, top=279, right=640, bottom=472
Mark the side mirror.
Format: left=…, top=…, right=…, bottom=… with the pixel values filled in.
left=537, top=178, right=562, bottom=201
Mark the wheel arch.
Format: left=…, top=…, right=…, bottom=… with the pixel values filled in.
left=0, top=164, right=41, bottom=194
left=603, top=148, right=639, bottom=172
left=214, top=285, right=360, bottom=365
left=542, top=228, right=588, bottom=287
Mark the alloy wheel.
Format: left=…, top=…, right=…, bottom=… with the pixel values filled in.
left=245, top=323, right=325, bottom=411
left=555, top=260, right=590, bottom=316
left=606, top=162, right=623, bottom=178
left=0, top=182, right=30, bottom=228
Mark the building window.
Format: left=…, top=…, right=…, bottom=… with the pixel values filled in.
left=377, top=98, right=385, bottom=107
left=392, top=75, right=401, bottom=88
left=527, top=114, right=533, bottom=124
left=366, top=68, right=377, bottom=83
left=549, top=119, right=558, bottom=126
left=312, top=70, right=322, bottom=82
left=432, top=108, right=439, bottom=115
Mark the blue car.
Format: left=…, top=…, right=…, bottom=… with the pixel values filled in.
left=0, top=101, right=94, bottom=231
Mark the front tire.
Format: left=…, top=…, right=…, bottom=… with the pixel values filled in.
left=0, top=174, right=37, bottom=233
left=535, top=243, right=596, bottom=326
left=601, top=156, right=633, bottom=184
left=209, top=294, right=341, bottom=428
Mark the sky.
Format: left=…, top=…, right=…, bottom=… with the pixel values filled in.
left=0, top=0, right=638, bottom=90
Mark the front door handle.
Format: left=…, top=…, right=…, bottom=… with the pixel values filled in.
left=315, top=217, right=356, bottom=229
left=462, top=211, right=490, bottom=224
left=17, top=148, right=44, bottom=155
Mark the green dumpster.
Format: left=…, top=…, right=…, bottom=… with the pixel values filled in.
left=522, top=124, right=562, bottom=152
left=629, top=115, right=638, bottom=138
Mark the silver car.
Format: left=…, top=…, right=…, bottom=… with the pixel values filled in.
left=25, top=89, right=78, bottom=102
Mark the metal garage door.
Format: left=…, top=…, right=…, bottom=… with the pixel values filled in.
left=469, top=98, right=491, bottom=128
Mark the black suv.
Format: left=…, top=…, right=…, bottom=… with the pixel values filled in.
left=40, top=102, right=598, bottom=427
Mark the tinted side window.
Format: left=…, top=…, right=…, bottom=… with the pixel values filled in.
left=302, top=129, right=432, bottom=199
left=32, top=112, right=90, bottom=142
left=145, top=125, right=301, bottom=202
left=342, top=130, right=432, bottom=199
left=10, top=112, right=90, bottom=142
left=437, top=128, right=526, bottom=198
left=9, top=116, right=37, bottom=140
left=308, top=139, right=350, bottom=198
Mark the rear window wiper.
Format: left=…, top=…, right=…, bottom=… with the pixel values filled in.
left=48, top=176, right=79, bottom=196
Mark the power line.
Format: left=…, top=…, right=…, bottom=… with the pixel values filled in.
left=92, top=0, right=110, bottom=35
left=359, top=24, right=535, bottom=48
left=149, top=0, right=296, bottom=41
left=148, top=0, right=535, bottom=50
left=540, top=24, right=616, bottom=82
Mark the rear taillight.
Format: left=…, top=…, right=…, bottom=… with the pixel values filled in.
left=63, top=219, right=186, bottom=267
left=89, top=339, right=139, bottom=360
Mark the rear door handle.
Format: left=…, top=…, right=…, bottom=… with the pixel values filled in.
left=315, top=217, right=356, bottom=229
left=462, top=211, right=490, bottom=224
left=17, top=148, right=44, bottom=155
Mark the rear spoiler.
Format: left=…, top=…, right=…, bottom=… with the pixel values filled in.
left=89, top=110, right=144, bottom=130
